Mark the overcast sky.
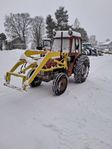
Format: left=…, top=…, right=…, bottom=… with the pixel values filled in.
left=0, top=0, right=112, bottom=41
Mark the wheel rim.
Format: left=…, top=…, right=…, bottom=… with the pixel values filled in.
left=58, top=77, right=67, bottom=92
left=81, top=64, right=89, bottom=78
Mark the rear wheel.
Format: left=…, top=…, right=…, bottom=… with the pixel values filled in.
left=52, top=73, right=68, bottom=96
left=27, top=70, right=42, bottom=87
left=74, top=55, right=90, bottom=83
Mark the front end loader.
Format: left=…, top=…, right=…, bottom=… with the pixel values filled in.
left=4, top=29, right=90, bottom=95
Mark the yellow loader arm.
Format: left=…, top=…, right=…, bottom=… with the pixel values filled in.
left=4, top=50, right=68, bottom=91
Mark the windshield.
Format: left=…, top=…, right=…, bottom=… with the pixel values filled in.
left=52, top=39, right=69, bottom=52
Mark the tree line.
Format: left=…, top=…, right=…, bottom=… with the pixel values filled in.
left=0, top=6, right=88, bottom=50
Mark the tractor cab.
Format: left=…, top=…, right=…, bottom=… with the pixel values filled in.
left=52, top=30, right=82, bottom=75
left=52, top=30, right=82, bottom=55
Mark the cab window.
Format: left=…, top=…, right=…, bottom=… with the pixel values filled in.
left=75, top=38, right=81, bottom=52
left=75, top=38, right=79, bottom=50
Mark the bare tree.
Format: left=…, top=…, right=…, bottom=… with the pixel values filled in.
left=31, top=16, right=44, bottom=48
left=4, top=13, right=31, bottom=48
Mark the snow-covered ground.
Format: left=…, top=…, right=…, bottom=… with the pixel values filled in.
left=0, top=50, right=112, bottom=149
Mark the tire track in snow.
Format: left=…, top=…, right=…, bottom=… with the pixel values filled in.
left=41, top=114, right=89, bottom=149
left=42, top=122, right=74, bottom=149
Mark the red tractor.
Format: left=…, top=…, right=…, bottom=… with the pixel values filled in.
left=4, top=29, right=90, bottom=95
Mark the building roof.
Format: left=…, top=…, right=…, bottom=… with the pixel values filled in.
left=100, top=41, right=112, bottom=46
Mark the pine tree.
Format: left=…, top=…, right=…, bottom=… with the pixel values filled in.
left=55, top=7, right=69, bottom=30
left=46, top=15, right=56, bottom=39
left=73, top=27, right=89, bottom=42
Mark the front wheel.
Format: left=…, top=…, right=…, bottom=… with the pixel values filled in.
left=74, top=55, right=90, bottom=83
left=52, top=73, right=68, bottom=96
left=27, top=70, right=42, bottom=87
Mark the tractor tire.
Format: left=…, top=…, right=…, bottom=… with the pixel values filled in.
left=27, top=70, right=42, bottom=87
left=52, top=73, right=68, bottom=96
left=74, top=55, right=90, bottom=83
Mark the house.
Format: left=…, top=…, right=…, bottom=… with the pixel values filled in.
left=6, top=38, right=26, bottom=50
left=98, top=40, right=112, bottom=51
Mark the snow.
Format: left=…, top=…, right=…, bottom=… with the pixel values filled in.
left=0, top=50, right=112, bottom=149
left=20, top=53, right=37, bottom=64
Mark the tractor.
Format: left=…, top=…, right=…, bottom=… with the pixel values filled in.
left=4, top=29, right=90, bottom=95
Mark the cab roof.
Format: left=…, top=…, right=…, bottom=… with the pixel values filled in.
left=54, top=30, right=81, bottom=38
